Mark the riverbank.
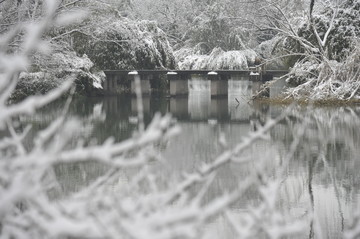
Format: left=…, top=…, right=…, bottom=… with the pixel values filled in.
left=254, top=97, right=360, bottom=106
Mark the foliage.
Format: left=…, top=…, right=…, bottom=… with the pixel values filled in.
left=131, top=0, right=260, bottom=58
left=10, top=47, right=104, bottom=101
left=72, top=16, right=176, bottom=70
left=254, top=36, right=288, bottom=70
left=260, top=0, right=360, bottom=100
left=288, top=0, right=360, bottom=62
left=184, top=10, right=254, bottom=53
left=285, top=40, right=360, bottom=100
left=0, top=0, right=105, bottom=99
left=176, top=47, right=258, bottom=70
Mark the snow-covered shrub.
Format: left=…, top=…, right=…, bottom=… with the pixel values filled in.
left=11, top=48, right=104, bottom=101
left=72, top=18, right=176, bottom=70
left=11, top=72, right=61, bottom=101
left=264, top=0, right=360, bottom=100
left=255, top=37, right=288, bottom=70
left=285, top=41, right=360, bottom=100
left=183, top=1, right=258, bottom=53
left=296, top=0, right=360, bottom=61
left=176, top=47, right=258, bottom=70
left=270, top=0, right=359, bottom=68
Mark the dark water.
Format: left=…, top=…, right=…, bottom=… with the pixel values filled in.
left=20, top=77, right=360, bottom=238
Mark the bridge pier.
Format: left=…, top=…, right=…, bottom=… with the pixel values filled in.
left=169, top=72, right=188, bottom=96
left=103, top=75, right=109, bottom=91
left=249, top=66, right=262, bottom=81
left=209, top=72, right=228, bottom=97
left=269, top=77, right=287, bottom=98
left=103, top=74, right=128, bottom=94
left=104, top=70, right=289, bottom=96
left=103, top=74, right=115, bottom=92
left=252, top=81, right=262, bottom=95
left=129, top=71, right=151, bottom=95
left=169, top=98, right=188, bottom=119
left=211, top=98, right=228, bottom=119
left=131, top=97, right=150, bottom=114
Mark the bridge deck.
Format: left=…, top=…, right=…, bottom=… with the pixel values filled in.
left=102, top=69, right=289, bottom=95
left=104, top=69, right=289, bottom=76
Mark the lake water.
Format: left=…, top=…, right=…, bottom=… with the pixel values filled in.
left=20, top=77, right=360, bottom=238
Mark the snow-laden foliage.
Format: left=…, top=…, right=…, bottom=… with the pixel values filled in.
left=285, top=41, right=360, bottom=100
left=296, top=0, right=360, bottom=61
left=255, top=37, right=288, bottom=70
left=11, top=47, right=104, bottom=101
left=176, top=47, right=258, bottom=70
left=0, top=0, right=105, bottom=100
left=186, top=15, right=256, bottom=53
left=72, top=17, right=176, bottom=70
left=263, top=0, right=360, bottom=101
left=131, top=0, right=260, bottom=50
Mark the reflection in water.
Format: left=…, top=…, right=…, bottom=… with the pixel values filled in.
left=188, top=92, right=211, bottom=120
left=228, top=76, right=253, bottom=121
left=20, top=76, right=360, bottom=239
left=188, top=75, right=211, bottom=120
left=169, top=97, right=188, bottom=119
left=211, top=98, right=228, bottom=120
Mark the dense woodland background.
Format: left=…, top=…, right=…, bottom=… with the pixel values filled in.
left=1, top=0, right=359, bottom=100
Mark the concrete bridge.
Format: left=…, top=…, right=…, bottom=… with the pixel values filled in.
left=103, top=69, right=288, bottom=96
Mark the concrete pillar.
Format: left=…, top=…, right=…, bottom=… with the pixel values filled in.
left=209, top=72, right=228, bottom=97
left=131, top=96, right=150, bottom=114
left=252, top=81, right=262, bottom=95
left=168, top=72, right=188, bottom=96
left=249, top=67, right=261, bottom=81
left=188, top=75, right=210, bottom=92
left=129, top=71, right=151, bottom=95
left=211, top=98, right=228, bottom=119
left=188, top=91, right=211, bottom=120
left=111, top=76, right=116, bottom=92
left=169, top=98, right=188, bottom=119
left=106, top=74, right=117, bottom=94
left=228, top=80, right=252, bottom=121
left=270, top=77, right=287, bottom=98
left=103, top=74, right=110, bottom=91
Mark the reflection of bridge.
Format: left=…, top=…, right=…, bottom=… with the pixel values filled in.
left=102, top=89, right=281, bottom=124
left=103, top=70, right=288, bottom=96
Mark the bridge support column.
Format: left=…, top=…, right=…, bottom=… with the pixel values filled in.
left=211, top=98, right=228, bottom=119
left=129, top=71, right=151, bottom=95
left=103, top=74, right=110, bottom=91
left=104, top=74, right=117, bottom=94
left=270, top=77, right=287, bottom=98
left=169, top=72, right=188, bottom=96
left=169, top=98, right=188, bottom=119
left=252, top=81, right=262, bottom=95
left=249, top=66, right=262, bottom=81
left=209, top=72, right=227, bottom=97
left=111, top=75, right=117, bottom=92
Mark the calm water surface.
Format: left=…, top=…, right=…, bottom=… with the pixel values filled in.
left=21, top=77, right=360, bottom=238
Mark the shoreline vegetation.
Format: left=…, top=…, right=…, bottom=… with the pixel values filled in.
left=254, top=96, right=360, bottom=106
left=5, top=0, right=360, bottom=103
